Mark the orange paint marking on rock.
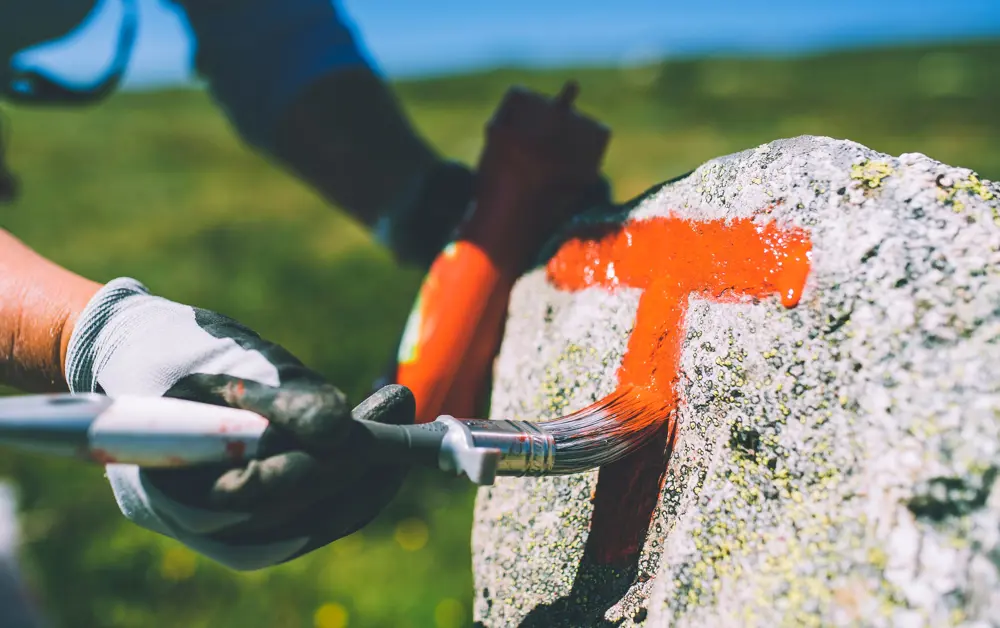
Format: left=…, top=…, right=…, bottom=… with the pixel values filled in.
left=546, top=212, right=812, bottom=565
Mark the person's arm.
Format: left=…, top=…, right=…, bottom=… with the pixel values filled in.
left=0, top=232, right=415, bottom=570
left=171, top=0, right=475, bottom=267
left=0, top=229, right=100, bottom=391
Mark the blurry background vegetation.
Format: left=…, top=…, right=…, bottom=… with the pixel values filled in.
left=0, top=39, right=997, bottom=627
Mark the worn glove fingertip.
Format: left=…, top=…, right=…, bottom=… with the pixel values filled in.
left=352, top=384, right=416, bottom=426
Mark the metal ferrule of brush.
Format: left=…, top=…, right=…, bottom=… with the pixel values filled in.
left=436, top=416, right=555, bottom=485
left=466, top=419, right=555, bottom=475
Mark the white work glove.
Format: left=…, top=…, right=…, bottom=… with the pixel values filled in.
left=66, top=278, right=414, bottom=570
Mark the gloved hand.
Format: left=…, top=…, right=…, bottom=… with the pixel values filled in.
left=377, top=162, right=614, bottom=270
left=375, top=160, right=476, bottom=269
left=65, top=278, right=413, bottom=570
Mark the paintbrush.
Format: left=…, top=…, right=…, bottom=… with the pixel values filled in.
left=0, top=387, right=664, bottom=485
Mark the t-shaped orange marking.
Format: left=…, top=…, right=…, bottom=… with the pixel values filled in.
left=547, top=212, right=812, bottom=564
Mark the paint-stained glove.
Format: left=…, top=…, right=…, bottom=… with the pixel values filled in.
left=65, top=278, right=413, bottom=570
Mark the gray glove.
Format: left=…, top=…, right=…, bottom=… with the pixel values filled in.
left=66, top=278, right=414, bottom=570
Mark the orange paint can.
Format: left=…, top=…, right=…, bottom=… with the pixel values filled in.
left=392, top=83, right=611, bottom=423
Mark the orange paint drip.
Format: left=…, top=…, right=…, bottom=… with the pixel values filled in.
left=546, top=212, right=812, bottom=565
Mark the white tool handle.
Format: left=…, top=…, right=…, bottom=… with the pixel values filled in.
left=89, top=396, right=269, bottom=467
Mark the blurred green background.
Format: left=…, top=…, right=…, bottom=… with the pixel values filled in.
left=0, top=40, right=998, bottom=627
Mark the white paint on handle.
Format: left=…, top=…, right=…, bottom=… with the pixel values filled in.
left=89, top=396, right=269, bottom=466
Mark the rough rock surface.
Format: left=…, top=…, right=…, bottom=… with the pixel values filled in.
left=471, top=136, right=1000, bottom=627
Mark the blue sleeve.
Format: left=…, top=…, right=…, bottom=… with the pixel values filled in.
left=172, top=0, right=371, bottom=152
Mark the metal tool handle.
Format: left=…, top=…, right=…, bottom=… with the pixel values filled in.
left=0, top=393, right=112, bottom=458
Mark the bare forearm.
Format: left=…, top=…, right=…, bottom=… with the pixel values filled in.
left=0, top=230, right=100, bottom=391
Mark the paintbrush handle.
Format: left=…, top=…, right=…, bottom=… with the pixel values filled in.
left=0, top=394, right=268, bottom=467
left=96, top=398, right=453, bottom=468
left=347, top=419, right=449, bottom=468
left=88, top=404, right=454, bottom=470
left=88, top=396, right=269, bottom=466
left=0, top=393, right=456, bottom=471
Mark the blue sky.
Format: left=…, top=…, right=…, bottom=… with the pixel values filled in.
left=16, top=0, right=1000, bottom=88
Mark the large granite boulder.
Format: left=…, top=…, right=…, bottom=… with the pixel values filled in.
left=471, top=136, right=1000, bottom=627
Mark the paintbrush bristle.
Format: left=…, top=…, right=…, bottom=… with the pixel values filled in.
left=535, top=385, right=669, bottom=474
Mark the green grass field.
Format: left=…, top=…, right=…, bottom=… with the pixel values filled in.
left=0, top=39, right=997, bottom=627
